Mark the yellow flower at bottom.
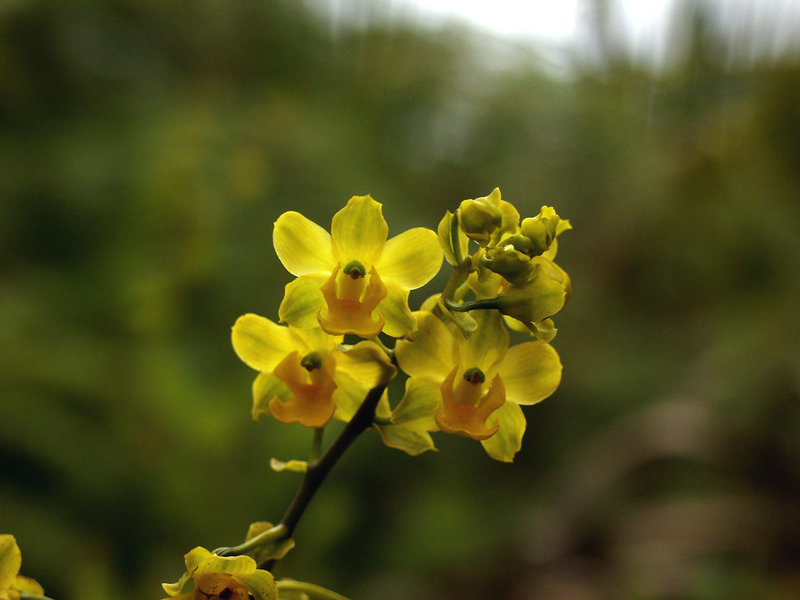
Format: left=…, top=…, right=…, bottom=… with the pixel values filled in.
left=394, top=310, right=562, bottom=461
left=0, top=535, right=44, bottom=600
left=162, top=547, right=276, bottom=600
left=193, top=572, right=251, bottom=600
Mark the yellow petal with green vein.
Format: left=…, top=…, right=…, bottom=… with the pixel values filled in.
left=186, top=547, right=257, bottom=577
left=0, top=535, right=21, bottom=591
left=459, top=310, right=509, bottom=373
left=240, top=569, right=278, bottom=600
left=498, top=341, right=561, bottom=406
left=331, top=195, right=387, bottom=266
left=481, top=401, right=526, bottom=462
left=278, top=275, right=327, bottom=328
left=392, top=377, right=440, bottom=431
left=395, top=311, right=456, bottom=379
left=379, top=283, right=416, bottom=338
left=377, top=227, right=442, bottom=289
left=437, top=210, right=469, bottom=266
left=273, top=211, right=335, bottom=276
left=232, top=314, right=295, bottom=372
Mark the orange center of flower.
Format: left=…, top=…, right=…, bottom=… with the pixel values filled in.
left=317, top=262, right=388, bottom=337
left=194, top=573, right=252, bottom=600
left=435, top=366, right=505, bottom=440
left=269, top=351, right=338, bottom=428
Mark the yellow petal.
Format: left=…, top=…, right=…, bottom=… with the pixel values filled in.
left=238, top=569, right=278, bottom=600
left=392, top=377, right=440, bottom=432
left=0, top=535, right=22, bottom=592
left=185, top=547, right=257, bottom=578
left=497, top=341, right=562, bottom=406
left=252, top=372, right=289, bottom=421
left=14, top=575, right=44, bottom=595
left=278, top=275, right=327, bottom=328
left=333, top=375, right=389, bottom=422
left=289, top=326, right=342, bottom=355
left=273, top=211, right=335, bottom=276
left=480, top=401, right=526, bottom=462
left=232, top=314, right=295, bottom=372
left=330, top=195, right=387, bottom=266
left=334, top=341, right=397, bottom=389
left=379, top=283, right=416, bottom=338
left=376, top=227, right=442, bottom=289
left=374, top=423, right=436, bottom=456
left=395, top=312, right=456, bottom=380
left=458, top=310, right=509, bottom=374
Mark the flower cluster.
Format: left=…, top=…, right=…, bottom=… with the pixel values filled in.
left=232, top=191, right=571, bottom=462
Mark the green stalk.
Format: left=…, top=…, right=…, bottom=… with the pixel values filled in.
left=260, top=383, right=387, bottom=570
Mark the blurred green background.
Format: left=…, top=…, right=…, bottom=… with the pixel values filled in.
left=2, top=0, right=800, bottom=598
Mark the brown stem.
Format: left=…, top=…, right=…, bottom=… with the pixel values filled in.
left=260, top=383, right=386, bottom=570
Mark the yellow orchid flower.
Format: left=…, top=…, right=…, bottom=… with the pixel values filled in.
left=0, top=535, right=44, bottom=600
left=161, top=547, right=276, bottom=600
left=394, top=310, right=562, bottom=462
left=273, top=195, right=442, bottom=338
left=232, top=314, right=395, bottom=428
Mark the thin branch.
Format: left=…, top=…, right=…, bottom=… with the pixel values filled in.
left=260, top=383, right=387, bottom=570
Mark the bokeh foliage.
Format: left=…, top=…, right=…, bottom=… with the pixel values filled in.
left=2, top=0, right=799, bottom=598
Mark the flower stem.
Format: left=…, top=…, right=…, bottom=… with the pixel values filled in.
left=215, top=524, right=288, bottom=556
left=260, top=382, right=387, bottom=570
left=310, top=427, right=324, bottom=462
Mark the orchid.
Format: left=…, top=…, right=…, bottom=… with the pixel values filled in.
left=273, top=195, right=442, bottom=338
left=394, top=310, right=562, bottom=461
left=232, top=314, right=395, bottom=428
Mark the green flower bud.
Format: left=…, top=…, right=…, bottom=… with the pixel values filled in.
left=458, top=198, right=502, bottom=246
left=496, top=256, right=571, bottom=326
left=520, top=206, right=571, bottom=256
left=480, top=245, right=533, bottom=286
left=456, top=188, right=521, bottom=248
